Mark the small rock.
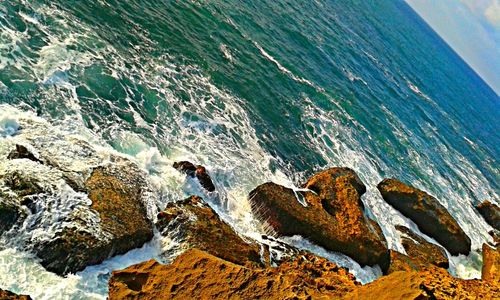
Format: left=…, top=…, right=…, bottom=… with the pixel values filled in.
left=108, top=248, right=360, bottom=300
left=387, top=226, right=449, bottom=273
left=0, top=289, right=32, bottom=300
left=482, top=243, right=499, bottom=283
left=156, top=196, right=262, bottom=267
left=0, top=194, right=23, bottom=234
left=7, top=144, right=42, bottom=164
left=377, top=178, right=471, bottom=255
left=249, top=168, right=390, bottom=272
left=476, top=201, right=500, bottom=231
left=173, top=161, right=215, bottom=192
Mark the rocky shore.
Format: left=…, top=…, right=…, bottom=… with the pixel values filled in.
left=1, top=133, right=499, bottom=299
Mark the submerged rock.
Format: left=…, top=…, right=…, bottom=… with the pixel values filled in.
left=344, top=266, right=498, bottom=299
left=388, top=226, right=448, bottom=273
left=156, top=196, right=262, bottom=267
left=377, top=178, right=471, bottom=255
left=108, top=248, right=359, bottom=300
left=249, top=168, right=390, bottom=272
left=7, top=144, right=42, bottom=164
left=0, top=289, right=32, bottom=300
left=35, top=162, right=154, bottom=275
left=476, top=201, right=500, bottom=231
left=173, top=161, right=216, bottom=192
left=482, top=243, right=499, bottom=283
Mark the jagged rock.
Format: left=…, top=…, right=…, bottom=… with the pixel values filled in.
left=3, top=171, right=43, bottom=197
left=7, top=144, right=42, bottom=164
left=249, top=168, right=390, bottom=272
left=388, top=226, right=448, bottom=273
left=344, top=266, right=498, bottom=299
left=108, top=248, right=359, bottom=300
left=0, top=193, right=23, bottom=234
left=173, top=161, right=215, bottom=192
left=482, top=243, right=499, bottom=283
left=0, top=289, right=32, bottom=300
left=156, top=196, right=262, bottom=267
left=377, top=178, right=471, bottom=255
left=35, top=162, right=154, bottom=275
left=476, top=201, right=500, bottom=231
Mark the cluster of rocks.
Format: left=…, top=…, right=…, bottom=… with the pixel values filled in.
left=1, top=137, right=499, bottom=299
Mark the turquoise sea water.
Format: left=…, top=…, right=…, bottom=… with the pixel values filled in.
left=0, top=0, right=499, bottom=298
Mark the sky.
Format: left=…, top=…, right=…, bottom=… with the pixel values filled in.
left=406, top=0, right=500, bottom=96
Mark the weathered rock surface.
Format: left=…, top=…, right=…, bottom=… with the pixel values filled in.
left=249, top=168, right=389, bottom=271
left=108, top=248, right=360, bottom=300
left=482, top=243, right=499, bottom=283
left=7, top=144, right=42, bottom=164
left=0, top=289, right=32, bottom=300
left=377, top=178, right=471, bottom=255
left=173, top=161, right=215, bottom=192
left=387, top=226, right=449, bottom=273
left=344, top=266, right=499, bottom=299
left=35, top=162, right=154, bottom=275
left=476, top=201, right=500, bottom=231
left=0, top=193, right=24, bottom=234
left=156, top=196, right=262, bottom=267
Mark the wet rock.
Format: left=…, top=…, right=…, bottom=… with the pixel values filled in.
left=0, top=194, right=23, bottom=234
left=108, top=248, right=359, bottom=300
left=476, top=201, right=500, bottom=231
left=3, top=171, right=43, bottom=197
left=482, top=243, right=499, bottom=283
left=7, top=144, right=42, bottom=164
left=388, top=226, right=448, bottom=273
left=344, top=266, right=498, bottom=299
left=377, top=178, right=471, bottom=255
left=0, top=289, right=32, bottom=300
left=173, top=161, right=215, bottom=192
left=249, top=167, right=390, bottom=272
left=35, top=162, right=154, bottom=275
left=156, top=196, right=262, bottom=267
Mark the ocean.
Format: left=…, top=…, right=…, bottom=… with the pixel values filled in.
left=0, top=0, right=499, bottom=299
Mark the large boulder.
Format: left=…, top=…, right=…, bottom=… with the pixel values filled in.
left=0, top=289, right=32, bottom=300
left=387, top=226, right=448, bottom=274
left=377, top=179, right=471, bottom=255
left=156, top=196, right=262, bottom=267
left=249, top=168, right=390, bottom=272
left=108, top=248, right=359, bottom=300
left=34, top=162, right=154, bottom=274
left=482, top=244, right=499, bottom=283
left=343, top=266, right=498, bottom=299
left=476, top=201, right=500, bottom=231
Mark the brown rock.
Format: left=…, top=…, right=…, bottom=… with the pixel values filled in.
left=388, top=226, right=449, bottom=273
left=249, top=168, right=389, bottom=271
left=7, top=144, right=42, bottom=164
left=173, top=161, right=215, bottom=192
left=377, top=178, right=471, bottom=255
left=0, top=289, right=32, bottom=300
left=156, top=196, right=262, bottom=267
left=35, top=162, right=154, bottom=275
left=0, top=193, right=23, bottom=234
left=476, top=201, right=500, bottom=231
left=108, top=248, right=359, bottom=300
left=344, top=266, right=499, bottom=299
left=482, top=243, right=499, bottom=283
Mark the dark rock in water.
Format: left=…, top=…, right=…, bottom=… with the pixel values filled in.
left=173, top=161, right=216, bottom=192
left=3, top=171, right=43, bottom=197
left=377, top=178, right=471, bottom=255
left=0, top=289, right=32, bottom=300
left=108, top=248, right=359, bottom=300
left=476, top=201, right=500, bottom=231
left=35, top=163, right=154, bottom=275
left=0, top=194, right=23, bottom=234
left=387, top=226, right=448, bottom=274
left=7, top=144, right=42, bottom=164
left=156, top=196, right=262, bottom=267
left=249, top=167, right=390, bottom=272
left=482, top=243, right=499, bottom=283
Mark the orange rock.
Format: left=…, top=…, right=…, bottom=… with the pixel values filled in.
left=482, top=244, right=499, bottom=283
left=156, top=196, right=262, bottom=267
left=344, top=266, right=499, bottom=299
left=377, top=178, right=471, bottom=255
left=108, top=248, right=359, bottom=300
left=0, top=289, right=31, bottom=300
left=249, top=168, right=389, bottom=272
